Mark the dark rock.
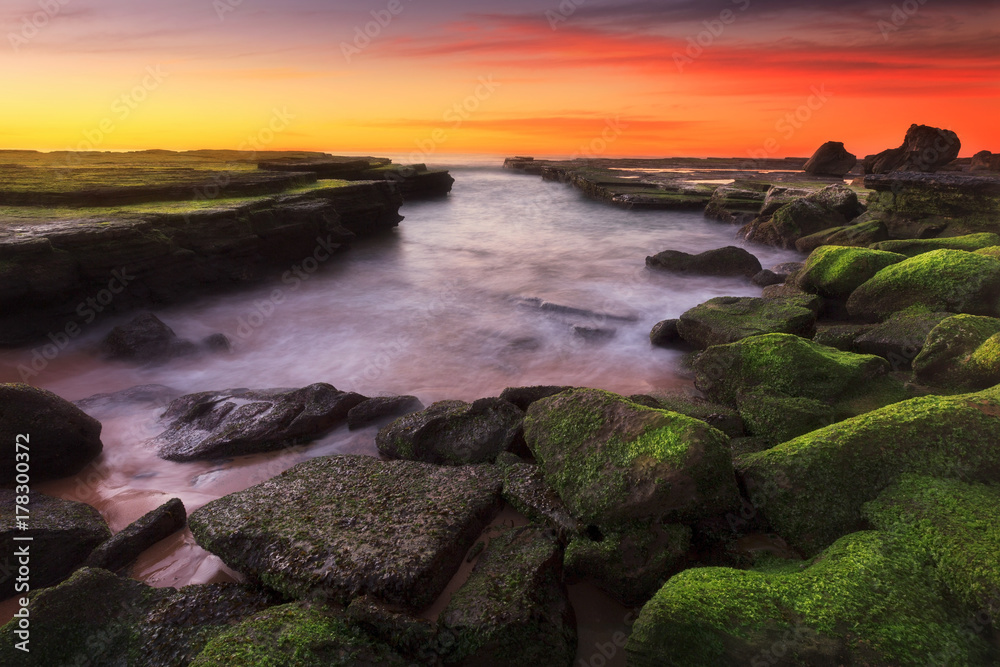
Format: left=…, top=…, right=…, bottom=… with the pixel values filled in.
left=912, top=314, right=1000, bottom=391
left=646, top=246, right=762, bottom=279
left=201, top=333, right=232, bottom=353
left=677, top=296, right=817, bottom=349
left=497, top=454, right=581, bottom=537
left=524, top=389, right=740, bottom=526
left=741, top=185, right=860, bottom=249
left=863, top=124, right=962, bottom=174
left=0, top=567, right=276, bottom=667
left=853, top=310, right=953, bottom=371
left=376, top=398, right=524, bottom=465
left=971, top=150, right=1000, bottom=172
left=863, top=172, right=1000, bottom=238
left=795, top=219, right=890, bottom=253
left=758, top=185, right=815, bottom=218
left=0, top=383, right=103, bottom=483
left=803, top=141, right=858, bottom=177
left=704, top=185, right=767, bottom=224
left=573, top=325, right=616, bottom=342
left=751, top=269, right=783, bottom=287
left=345, top=596, right=439, bottom=661
left=152, top=383, right=367, bottom=462
left=630, top=392, right=745, bottom=438
left=0, top=491, right=110, bottom=596
left=84, top=498, right=186, bottom=573
left=347, top=395, right=424, bottom=430
left=188, top=455, right=503, bottom=608
left=649, top=319, right=683, bottom=347
left=100, top=313, right=199, bottom=364
left=499, top=385, right=572, bottom=411
left=736, top=392, right=835, bottom=445
left=440, top=525, right=577, bottom=666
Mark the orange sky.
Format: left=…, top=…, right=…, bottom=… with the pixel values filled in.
left=2, top=0, right=998, bottom=158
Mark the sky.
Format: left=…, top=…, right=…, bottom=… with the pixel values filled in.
left=1, top=0, right=998, bottom=158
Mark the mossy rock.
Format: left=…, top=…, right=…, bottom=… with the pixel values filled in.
left=523, top=389, right=740, bottom=526
left=625, top=528, right=997, bottom=666
left=870, top=232, right=1000, bottom=257
left=677, top=297, right=817, bottom=349
left=440, top=525, right=576, bottom=666
left=794, top=219, right=889, bottom=253
left=497, top=454, right=581, bottom=537
left=565, top=521, right=691, bottom=606
left=189, top=455, right=503, bottom=608
left=796, top=246, right=907, bottom=299
left=630, top=391, right=745, bottom=438
left=846, top=249, right=1000, bottom=321
left=975, top=245, right=1000, bottom=259
left=912, top=314, right=1000, bottom=391
left=692, top=333, right=892, bottom=408
left=852, top=308, right=953, bottom=371
left=0, top=567, right=275, bottom=666
left=376, top=398, right=524, bottom=465
left=190, top=602, right=410, bottom=667
left=736, top=393, right=835, bottom=445
left=738, top=386, right=1000, bottom=554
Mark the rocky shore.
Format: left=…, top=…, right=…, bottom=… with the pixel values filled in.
left=3, top=130, right=1000, bottom=665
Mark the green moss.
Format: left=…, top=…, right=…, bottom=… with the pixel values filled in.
left=738, top=386, right=1000, bottom=554
left=736, top=392, right=835, bottom=444
left=796, top=245, right=907, bottom=299
left=912, top=315, right=1000, bottom=391
left=975, top=246, right=1000, bottom=259
left=870, top=233, right=1000, bottom=257
left=847, top=249, right=1000, bottom=321
left=677, top=297, right=817, bottom=349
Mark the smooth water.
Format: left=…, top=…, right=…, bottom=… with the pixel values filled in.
left=0, top=164, right=800, bottom=655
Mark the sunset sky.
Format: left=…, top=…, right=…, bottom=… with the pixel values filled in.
left=2, top=0, right=998, bottom=158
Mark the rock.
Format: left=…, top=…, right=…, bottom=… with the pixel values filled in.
left=750, top=269, right=783, bottom=287
left=741, top=184, right=863, bottom=249
left=190, top=602, right=411, bottom=667
left=347, top=395, right=424, bottom=430
left=100, top=312, right=199, bottom=364
left=523, top=389, right=740, bottom=526
left=803, top=141, right=858, bottom=177
left=345, top=596, right=439, bottom=661
left=152, top=383, right=367, bottom=462
left=189, top=455, right=503, bottom=608
left=497, top=454, right=581, bottom=537
left=630, top=391, right=745, bottom=438
left=573, top=325, right=616, bottom=342
left=912, top=314, right=1000, bottom=391
left=0, top=491, right=110, bottom=596
left=649, top=319, right=683, bottom=347
left=499, top=385, right=573, bottom=411
left=440, top=526, right=577, bottom=666
left=0, top=567, right=275, bottom=666
left=676, top=296, right=817, bottom=349
left=704, top=185, right=767, bottom=225
left=863, top=172, right=1000, bottom=238
left=738, top=385, right=1000, bottom=554
left=970, top=149, right=1000, bottom=172
left=376, top=398, right=523, bottom=465
left=863, top=124, right=962, bottom=174
left=626, top=516, right=997, bottom=666
left=692, top=333, right=895, bottom=409
left=794, top=219, right=889, bottom=253
left=84, top=498, right=186, bottom=573
left=735, top=392, right=835, bottom=444
left=852, top=309, right=952, bottom=370
left=565, top=522, right=691, bottom=606
left=201, top=333, right=232, bottom=353
left=758, top=185, right=815, bottom=219
left=869, top=232, right=1000, bottom=257
left=0, top=383, right=103, bottom=482
left=645, top=246, right=762, bottom=279
left=796, top=246, right=908, bottom=299
left=846, top=249, right=1000, bottom=321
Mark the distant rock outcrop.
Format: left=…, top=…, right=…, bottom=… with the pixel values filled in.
left=971, top=150, right=1000, bottom=172
left=863, top=124, right=961, bottom=174
left=803, top=141, right=857, bottom=177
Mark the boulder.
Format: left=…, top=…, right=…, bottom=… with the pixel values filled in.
left=523, top=389, right=740, bottom=526
left=564, top=522, right=691, bottom=606
left=970, top=150, right=1000, bottom=172
left=376, top=398, right=523, bottom=465
left=100, top=312, right=199, bottom=364
left=863, top=172, right=1000, bottom=238
left=742, top=198, right=848, bottom=249
left=190, top=602, right=411, bottom=667
left=750, top=269, right=783, bottom=287
left=803, top=141, right=858, bottom=177
left=345, top=596, right=439, bottom=661
left=0, top=567, right=275, bottom=667
left=869, top=232, right=1000, bottom=257
left=645, top=246, right=762, bottom=279
left=629, top=391, right=745, bottom=438
left=794, top=219, right=889, bottom=253
left=440, top=526, right=577, bottom=666
left=863, top=124, right=961, bottom=174
left=738, top=386, right=1000, bottom=554
left=84, top=498, right=186, bottom=573
left=852, top=309, right=953, bottom=370
left=0, top=383, right=103, bottom=483
left=796, top=246, right=908, bottom=300
left=703, top=185, right=767, bottom=225
left=649, top=319, right=683, bottom=348
left=497, top=454, right=581, bottom=537
left=758, top=185, right=815, bottom=219
left=0, top=491, right=110, bottom=596
left=189, top=455, right=503, bottom=608
left=735, top=392, right=835, bottom=445
left=152, top=383, right=367, bottom=462
left=499, top=385, right=572, bottom=411
left=846, top=249, right=1000, bottom=321
left=676, top=296, right=817, bottom=349
left=912, top=314, right=1000, bottom=391
left=347, top=395, right=424, bottom=430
